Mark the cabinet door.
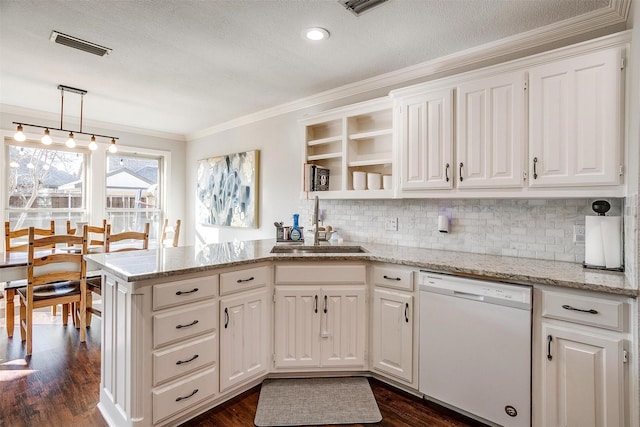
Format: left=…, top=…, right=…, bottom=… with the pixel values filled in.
left=529, top=47, right=622, bottom=187
left=456, top=71, right=525, bottom=188
left=372, top=289, right=413, bottom=383
left=398, top=88, right=454, bottom=190
left=274, top=286, right=321, bottom=368
left=320, top=286, right=367, bottom=367
left=219, top=289, right=269, bottom=391
left=540, top=323, right=624, bottom=427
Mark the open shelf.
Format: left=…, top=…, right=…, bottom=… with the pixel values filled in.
left=301, top=97, right=394, bottom=199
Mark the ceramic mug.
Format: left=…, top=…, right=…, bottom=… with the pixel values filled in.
left=367, top=173, right=382, bottom=190
left=353, top=171, right=366, bottom=190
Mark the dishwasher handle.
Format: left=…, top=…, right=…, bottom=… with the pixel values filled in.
left=452, top=290, right=484, bottom=301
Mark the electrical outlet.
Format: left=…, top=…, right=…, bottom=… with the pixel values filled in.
left=573, top=225, right=585, bottom=243
left=384, top=217, right=398, bottom=231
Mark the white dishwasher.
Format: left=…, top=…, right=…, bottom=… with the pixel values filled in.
left=419, top=271, right=532, bottom=427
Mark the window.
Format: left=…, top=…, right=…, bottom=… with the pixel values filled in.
left=5, top=141, right=87, bottom=234
left=105, top=153, right=162, bottom=244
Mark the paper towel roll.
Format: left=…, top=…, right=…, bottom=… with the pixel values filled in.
left=585, top=216, right=621, bottom=269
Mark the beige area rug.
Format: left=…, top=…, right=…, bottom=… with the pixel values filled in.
left=254, top=377, right=382, bottom=426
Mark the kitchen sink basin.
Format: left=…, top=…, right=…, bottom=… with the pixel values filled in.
left=270, top=245, right=368, bottom=254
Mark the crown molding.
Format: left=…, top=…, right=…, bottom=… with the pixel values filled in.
left=188, top=0, right=630, bottom=141
left=0, top=104, right=186, bottom=142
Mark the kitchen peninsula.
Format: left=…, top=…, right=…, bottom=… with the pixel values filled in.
left=86, top=240, right=638, bottom=427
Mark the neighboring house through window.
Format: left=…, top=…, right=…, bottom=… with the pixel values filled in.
left=105, top=153, right=162, bottom=244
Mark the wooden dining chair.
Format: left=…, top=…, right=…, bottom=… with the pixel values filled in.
left=66, top=219, right=107, bottom=247
left=2, top=220, right=55, bottom=338
left=160, top=219, right=181, bottom=247
left=18, top=226, right=88, bottom=355
left=104, top=222, right=150, bottom=252
left=69, top=220, right=108, bottom=326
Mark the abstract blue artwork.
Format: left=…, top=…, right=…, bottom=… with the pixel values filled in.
left=196, top=150, right=259, bottom=228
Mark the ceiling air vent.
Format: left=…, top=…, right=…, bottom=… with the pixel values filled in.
left=339, top=0, right=389, bottom=16
left=50, top=30, right=112, bottom=56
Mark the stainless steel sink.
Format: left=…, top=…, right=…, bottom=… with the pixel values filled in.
left=270, top=245, right=368, bottom=254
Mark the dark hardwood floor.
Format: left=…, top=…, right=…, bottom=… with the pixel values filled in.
left=1, top=304, right=485, bottom=427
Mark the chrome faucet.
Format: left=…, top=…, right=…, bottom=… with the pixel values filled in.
left=313, top=195, right=320, bottom=246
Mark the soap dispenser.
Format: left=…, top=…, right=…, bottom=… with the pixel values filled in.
left=290, top=214, right=302, bottom=241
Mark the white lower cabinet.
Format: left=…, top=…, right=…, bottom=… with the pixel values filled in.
left=540, top=324, right=624, bottom=427
left=370, top=264, right=416, bottom=386
left=219, top=288, right=269, bottom=392
left=534, top=287, right=631, bottom=427
left=371, top=288, right=413, bottom=382
left=274, top=263, right=367, bottom=370
left=274, top=285, right=366, bottom=369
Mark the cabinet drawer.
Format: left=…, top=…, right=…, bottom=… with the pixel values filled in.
left=152, top=366, right=218, bottom=424
left=276, top=264, right=366, bottom=285
left=153, top=334, right=217, bottom=386
left=372, top=265, right=414, bottom=291
left=154, top=300, right=218, bottom=348
left=220, top=265, right=270, bottom=295
left=541, top=290, right=627, bottom=332
left=154, top=276, right=218, bottom=310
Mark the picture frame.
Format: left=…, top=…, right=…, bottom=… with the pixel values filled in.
left=196, top=150, right=259, bottom=228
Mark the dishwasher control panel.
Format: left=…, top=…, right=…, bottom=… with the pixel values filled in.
left=418, top=271, right=532, bottom=309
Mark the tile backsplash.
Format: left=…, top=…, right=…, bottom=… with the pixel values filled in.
left=298, top=197, right=624, bottom=264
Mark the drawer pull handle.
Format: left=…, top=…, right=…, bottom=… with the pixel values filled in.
left=383, top=275, right=401, bottom=281
left=445, top=163, right=450, bottom=182
left=237, top=276, right=255, bottom=283
left=547, top=335, right=553, bottom=361
left=562, top=304, right=598, bottom=315
left=176, top=288, right=199, bottom=296
left=404, top=303, right=409, bottom=323
left=323, top=295, right=328, bottom=314
left=176, top=320, right=199, bottom=329
left=533, top=157, right=538, bottom=179
left=175, top=388, right=199, bottom=402
left=224, top=307, right=229, bottom=328
left=314, top=295, right=318, bottom=313
left=176, top=354, right=199, bottom=365
left=459, top=162, right=464, bottom=182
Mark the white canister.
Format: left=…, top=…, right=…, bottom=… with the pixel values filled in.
left=367, top=173, right=382, bottom=190
left=382, top=175, right=392, bottom=190
left=353, top=171, right=366, bottom=190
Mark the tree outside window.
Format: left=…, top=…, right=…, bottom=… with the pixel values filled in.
left=6, top=143, right=86, bottom=239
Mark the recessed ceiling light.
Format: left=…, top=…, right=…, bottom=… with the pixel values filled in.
left=304, top=27, right=330, bottom=41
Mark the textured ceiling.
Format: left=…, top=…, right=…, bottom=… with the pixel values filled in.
left=0, top=0, right=614, bottom=138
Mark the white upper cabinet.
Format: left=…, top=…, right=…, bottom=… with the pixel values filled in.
left=456, top=71, right=526, bottom=188
left=305, top=32, right=628, bottom=199
left=397, top=88, right=454, bottom=191
left=528, top=47, right=623, bottom=187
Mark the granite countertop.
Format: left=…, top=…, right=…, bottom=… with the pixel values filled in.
left=84, top=239, right=637, bottom=297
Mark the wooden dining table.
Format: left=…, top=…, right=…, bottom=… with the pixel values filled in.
left=1, top=248, right=102, bottom=338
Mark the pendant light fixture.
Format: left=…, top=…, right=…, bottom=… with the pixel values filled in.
left=12, top=84, right=119, bottom=152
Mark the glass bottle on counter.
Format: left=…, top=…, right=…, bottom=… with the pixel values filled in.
left=290, top=214, right=302, bottom=241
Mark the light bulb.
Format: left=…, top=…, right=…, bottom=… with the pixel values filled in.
left=88, top=135, right=98, bottom=151
left=41, top=129, right=52, bottom=145
left=66, top=132, right=76, bottom=148
left=10, top=161, right=20, bottom=168
left=304, top=27, right=330, bottom=41
left=27, top=162, right=34, bottom=169
left=43, top=163, right=50, bottom=170
left=108, top=138, right=117, bottom=153
left=14, top=124, right=26, bottom=142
